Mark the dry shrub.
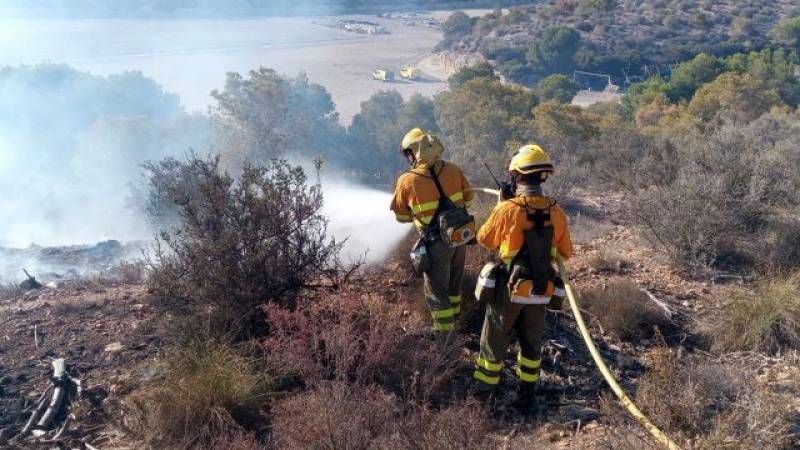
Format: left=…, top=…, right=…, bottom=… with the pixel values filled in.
left=391, top=401, right=493, bottom=450
left=123, top=341, right=271, bottom=449
left=627, top=170, right=746, bottom=273
left=601, top=347, right=793, bottom=450
left=601, top=347, right=795, bottom=449
left=581, top=281, right=669, bottom=341
left=707, top=274, right=800, bottom=354
left=211, top=431, right=265, bottom=450
left=109, top=260, right=146, bottom=284
left=764, top=218, right=800, bottom=273
left=144, top=154, right=340, bottom=335
left=270, top=382, right=493, bottom=450
left=587, top=249, right=628, bottom=274
left=270, top=382, right=401, bottom=450
left=263, top=289, right=466, bottom=404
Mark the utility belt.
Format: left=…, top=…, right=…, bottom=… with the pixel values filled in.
left=474, top=261, right=565, bottom=310
left=474, top=198, right=564, bottom=309
left=408, top=221, right=468, bottom=274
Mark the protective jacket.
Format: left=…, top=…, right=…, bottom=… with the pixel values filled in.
left=472, top=192, right=573, bottom=390
left=390, top=160, right=474, bottom=230
left=477, top=195, right=572, bottom=265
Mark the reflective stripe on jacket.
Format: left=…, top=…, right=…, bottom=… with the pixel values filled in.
left=390, top=160, right=474, bottom=229
left=477, top=195, right=573, bottom=265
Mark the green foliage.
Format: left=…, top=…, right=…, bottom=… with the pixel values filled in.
left=773, top=16, right=800, bottom=49
left=665, top=53, right=724, bottom=101
left=439, top=1, right=797, bottom=87
left=442, top=11, right=474, bottom=37
left=723, top=48, right=800, bottom=106
left=434, top=77, right=536, bottom=180
left=577, top=0, right=616, bottom=14
left=622, top=76, right=669, bottom=118
left=527, top=26, right=581, bottom=74
left=211, top=68, right=344, bottom=167
left=347, top=91, right=437, bottom=183
left=688, top=72, right=782, bottom=125
left=447, top=61, right=497, bottom=90
left=532, top=74, right=580, bottom=103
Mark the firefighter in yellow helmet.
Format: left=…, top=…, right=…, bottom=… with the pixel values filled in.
left=390, top=128, right=475, bottom=332
left=472, top=144, right=573, bottom=408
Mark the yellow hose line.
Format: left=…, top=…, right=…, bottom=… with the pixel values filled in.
left=467, top=186, right=682, bottom=450
left=557, top=258, right=682, bottom=450
left=467, top=187, right=501, bottom=196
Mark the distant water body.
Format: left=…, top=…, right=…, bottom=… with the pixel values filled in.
left=0, top=16, right=447, bottom=123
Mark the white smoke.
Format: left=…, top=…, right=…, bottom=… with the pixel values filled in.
left=321, top=181, right=409, bottom=265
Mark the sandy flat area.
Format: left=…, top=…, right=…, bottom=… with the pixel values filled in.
left=0, top=13, right=464, bottom=123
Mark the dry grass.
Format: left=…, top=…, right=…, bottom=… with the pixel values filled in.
left=270, top=381, right=493, bottom=450
left=600, top=347, right=796, bottom=449
left=707, top=274, right=800, bottom=355
left=581, top=281, right=670, bottom=342
left=587, top=249, right=628, bottom=274
left=108, top=260, right=147, bottom=285
left=270, top=382, right=400, bottom=449
left=123, top=340, right=271, bottom=449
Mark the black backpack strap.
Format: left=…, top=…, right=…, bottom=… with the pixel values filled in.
left=428, top=163, right=446, bottom=198
left=429, top=163, right=456, bottom=209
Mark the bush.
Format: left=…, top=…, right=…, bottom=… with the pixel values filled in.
left=123, top=341, right=271, bottom=449
left=144, top=154, right=340, bottom=334
left=627, top=172, right=745, bottom=271
left=271, top=382, right=400, bottom=450
left=764, top=218, right=800, bottom=272
left=263, top=289, right=466, bottom=404
left=581, top=281, right=669, bottom=341
left=602, top=347, right=795, bottom=449
left=706, top=275, right=800, bottom=355
left=447, top=61, right=497, bottom=90
left=587, top=249, right=628, bottom=273
left=532, top=74, right=581, bottom=103
left=270, top=382, right=493, bottom=450
left=773, top=16, right=800, bottom=49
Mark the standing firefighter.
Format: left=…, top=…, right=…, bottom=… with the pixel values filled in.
left=390, top=128, right=476, bottom=333
left=472, top=144, right=573, bottom=407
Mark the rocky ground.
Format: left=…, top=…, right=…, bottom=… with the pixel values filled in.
left=1, top=196, right=798, bottom=449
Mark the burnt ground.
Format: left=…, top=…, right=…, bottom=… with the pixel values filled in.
left=0, top=195, right=798, bottom=449
left=0, top=283, right=164, bottom=448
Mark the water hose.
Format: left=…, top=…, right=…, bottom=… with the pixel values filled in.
left=466, top=187, right=682, bottom=450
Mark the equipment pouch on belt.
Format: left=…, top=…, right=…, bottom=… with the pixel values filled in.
left=474, top=262, right=505, bottom=303
left=548, top=275, right=566, bottom=310
left=508, top=263, right=553, bottom=304
left=410, top=238, right=430, bottom=274
left=429, top=166, right=476, bottom=247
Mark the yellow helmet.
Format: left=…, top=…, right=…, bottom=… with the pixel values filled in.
left=400, top=128, right=444, bottom=164
left=508, top=144, right=554, bottom=175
